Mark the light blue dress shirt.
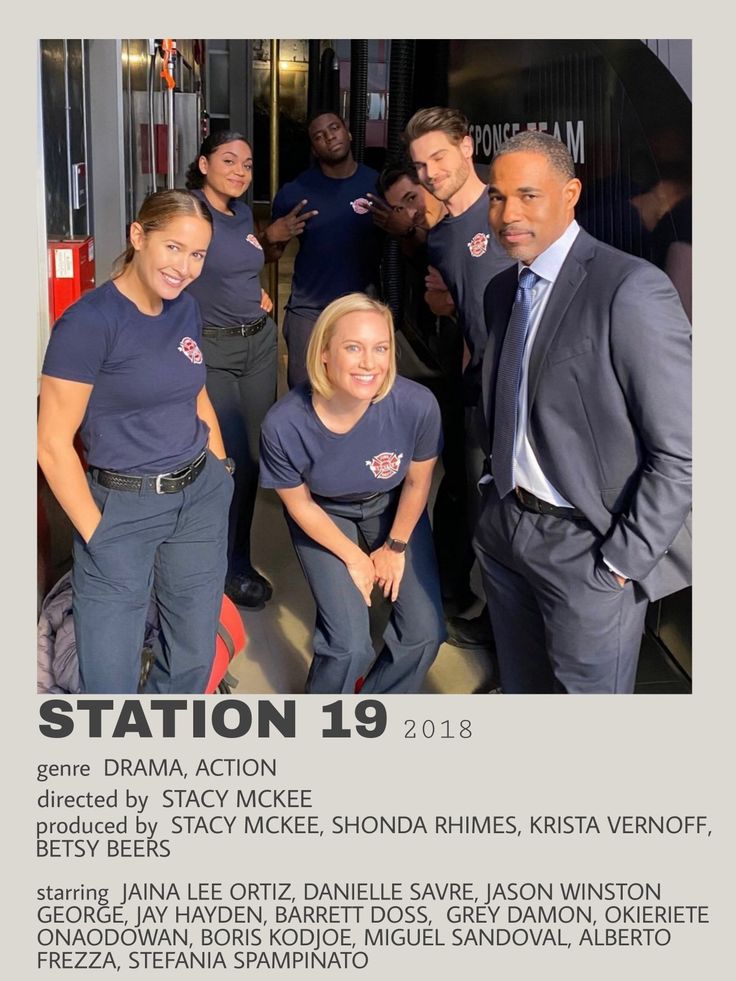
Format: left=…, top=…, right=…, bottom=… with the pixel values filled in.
left=512, top=219, right=580, bottom=506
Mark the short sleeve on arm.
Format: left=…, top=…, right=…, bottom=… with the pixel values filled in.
left=41, top=302, right=111, bottom=384
left=259, top=425, right=304, bottom=489
left=412, top=390, right=443, bottom=461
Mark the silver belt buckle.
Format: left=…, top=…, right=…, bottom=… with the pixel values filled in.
left=155, top=452, right=202, bottom=493
left=155, top=467, right=179, bottom=494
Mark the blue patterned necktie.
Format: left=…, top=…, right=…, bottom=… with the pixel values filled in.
left=491, top=267, right=539, bottom=499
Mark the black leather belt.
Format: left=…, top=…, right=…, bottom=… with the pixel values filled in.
left=202, top=315, right=267, bottom=338
left=90, top=449, right=208, bottom=495
left=515, top=486, right=586, bottom=521
left=314, top=490, right=390, bottom=505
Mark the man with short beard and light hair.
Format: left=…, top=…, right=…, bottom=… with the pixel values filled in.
left=406, top=107, right=513, bottom=658
left=407, top=107, right=513, bottom=381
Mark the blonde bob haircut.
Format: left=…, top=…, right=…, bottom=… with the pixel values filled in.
left=306, top=293, right=397, bottom=403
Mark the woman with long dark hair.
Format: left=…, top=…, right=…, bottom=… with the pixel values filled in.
left=185, top=131, right=307, bottom=610
left=38, top=189, right=233, bottom=694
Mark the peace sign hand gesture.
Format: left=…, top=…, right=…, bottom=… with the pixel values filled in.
left=265, top=200, right=319, bottom=244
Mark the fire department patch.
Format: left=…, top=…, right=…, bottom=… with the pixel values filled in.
left=351, top=197, right=372, bottom=215
left=246, top=233, right=263, bottom=251
left=467, top=232, right=490, bottom=257
left=178, top=337, right=203, bottom=364
left=365, top=451, right=403, bottom=479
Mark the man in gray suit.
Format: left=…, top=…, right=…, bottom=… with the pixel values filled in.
left=475, top=131, right=691, bottom=693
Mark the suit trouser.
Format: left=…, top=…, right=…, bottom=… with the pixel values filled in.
left=285, top=490, right=446, bottom=694
left=72, top=452, right=232, bottom=694
left=282, top=307, right=318, bottom=389
left=473, top=484, right=648, bottom=693
left=201, top=319, right=277, bottom=578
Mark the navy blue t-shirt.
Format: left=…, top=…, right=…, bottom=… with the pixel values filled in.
left=42, top=281, right=209, bottom=474
left=272, top=164, right=382, bottom=317
left=186, top=192, right=265, bottom=325
left=427, top=187, right=513, bottom=364
left=259, top=377, right=442, bottom=500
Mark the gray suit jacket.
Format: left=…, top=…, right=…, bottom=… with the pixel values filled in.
left=480, top=227, right=692, bottom=602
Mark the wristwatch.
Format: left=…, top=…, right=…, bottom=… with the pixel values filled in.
left=223, top=457, right=236, bottom=476
left=385, top=536, right=408, bottom=554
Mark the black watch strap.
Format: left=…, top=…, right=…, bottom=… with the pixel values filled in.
left=385, top=535, right=408, bottom=554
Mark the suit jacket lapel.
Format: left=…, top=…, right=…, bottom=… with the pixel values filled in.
left=526, top=231, right=594, bottom=408
left=482, top=269, right=517, bottom=430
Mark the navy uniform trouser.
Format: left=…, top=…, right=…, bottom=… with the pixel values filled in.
left=282, top=307, right=318, bottom=389
left=72, top=451, right=232, bottom=694
left=418, top=372, right=475, bottom=603
left=473, top=484, right=648, bottom=693
left=285, top=490, right=446, bottom=694
left=201, top=318, right=277, bottom=579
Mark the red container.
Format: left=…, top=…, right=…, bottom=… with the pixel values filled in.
left=205, top=596, right=247, bottom=693
left=49, top=236, right=96, bottom=322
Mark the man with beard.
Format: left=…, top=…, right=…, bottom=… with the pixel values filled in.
left=406, top=107, right=514, bottom=657
left=267, top=111, right=382, bottom=387
left=406, top=107, right=513, bottom=401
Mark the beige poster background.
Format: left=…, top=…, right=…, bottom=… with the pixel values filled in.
left=5, top=9, right=733, bottom=979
